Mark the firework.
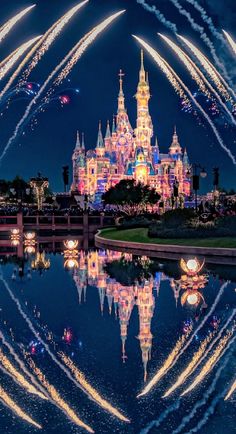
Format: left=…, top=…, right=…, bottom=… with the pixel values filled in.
left=159, top=34, right=236, bottom=125
left=0, top=10, right=125, bottom=163
left=28, top=358, right=94, bottom=433
left=0, top=385, right=41, bottom=428
left=163, top=331, right=215, bottom=398
left=0, top=329, right=47, bottom=398
left=0, top=1, right=88, bottom=101
left=0, top=5, right=35, bottom=44
left=137, top=329, right=192, bottom=398
left=59, top=352, right=129, bottom=422
left=225, top=377, right=236, bottom=400
left=169, top=0, right=230, bottom=82
left=133, top=37, right=236, bottom=165
left=0, top=348, right=47, bottom=400
left=223, top=30, right=236, bottom=56
left=181, top=329, right=235, bottom=396
left=0, top=36, right=41, bottom=81
left=178, top=35, right=236, bottom=102
left=136, top=0, right=177, bottom=33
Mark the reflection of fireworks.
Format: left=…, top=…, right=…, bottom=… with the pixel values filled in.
left=181, top=328, right=235, bottom=396
left=0, top=5, right=35, bottom=43
left=223, top=30, right=236, bottom=56
left=0, top=385, right=41, bottom=429
left=0, top=348, right=47, bottom=400
left=159, top=34, right=236, bottom=125
left=133, top=36, right=236, bottom=166
left=0, top=10, right=125, bottom=162
left=137, top=328, right=192, bottom=398
left=29, top=358, right=94, bottom=433
left=163, top=331, right=215, bottom=397
left=59, top=353, right=130, bottom=422
left=225, top=377, right=236, bottom=400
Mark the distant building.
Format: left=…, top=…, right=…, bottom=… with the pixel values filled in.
left=72, top=51, right=191, bottom=203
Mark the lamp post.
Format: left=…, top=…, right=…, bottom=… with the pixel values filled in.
left=187, top=164, right=207, bottom=212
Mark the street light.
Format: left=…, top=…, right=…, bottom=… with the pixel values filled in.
left=187, top=164, right=207, bottom=211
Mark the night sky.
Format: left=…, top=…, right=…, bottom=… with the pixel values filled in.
left=0, top=0, right=235, bottom=192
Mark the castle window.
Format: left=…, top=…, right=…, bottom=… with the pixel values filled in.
left=91, top=168, right=94, bottom=174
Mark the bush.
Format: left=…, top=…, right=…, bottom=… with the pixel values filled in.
left=117, top=214, right=160, bottom=230
left=161, top=208, right=195, bottom=228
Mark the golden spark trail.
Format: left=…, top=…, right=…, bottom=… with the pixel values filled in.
left=178, top=35, right=236, bottom=102
left=164, top=309, right=236, bottom=397
left=22, top=1, right=89, bottom=83
left=29, top=359, right=94, bottom=433
left=223, top=30, right=236, bottom=56
left=137, top=330, right=192, bottom=398
left=0, top=348, right=47, bottom=400
left=0, top=1, right=88, bottom=100
left=0, top=36, right=41, bottom=81
left=159, top=34, right=236, bottom=126
left=0, top=385, right=41, bottom=429
left=0, top=10, right=125, bottom=162
left=0, top=5, right=36, bottom=44
left=163, top=332, right=215, bottom=398
left=133, top=37, right=236, bottom=166
left=225, top=378, right=236, bottom=400
left=0, top=330, right=48, bottom=399
left=59, top=352, right=130, bottom=422
left=137, top=281, right=227, bottom=397
left=181, top=329, right=236, bottom=396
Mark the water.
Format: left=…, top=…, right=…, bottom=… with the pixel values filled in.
left=0, top=247, right=235, bottom=434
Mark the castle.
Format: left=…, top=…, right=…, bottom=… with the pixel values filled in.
left=71, top=51, right=191, bottom=202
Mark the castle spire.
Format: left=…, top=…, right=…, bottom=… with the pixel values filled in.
left=75, top=130, right=81, bottom=149
left=118, top=69, right=125, bottom=113
left=96, top=121, right=104, bottom=148
left=81, top=132, right=85, bottom=150
left=139, top=49, right=146, bottom=82
left=105, top=120, right=111, bottom=139
left=112, top=115, right=116, bottom=134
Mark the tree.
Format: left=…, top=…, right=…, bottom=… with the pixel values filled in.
left=102, top=179, right=160, bottom=216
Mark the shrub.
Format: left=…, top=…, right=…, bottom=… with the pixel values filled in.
left=161, top=208, right=195, bottom=228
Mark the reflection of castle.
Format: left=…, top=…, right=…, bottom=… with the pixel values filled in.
left=71, top=52, right=191, bottom=201
left=73, top=249, right=164, bottom=381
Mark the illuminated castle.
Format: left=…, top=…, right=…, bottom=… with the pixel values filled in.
left=71, top=50, right=191, bottom=201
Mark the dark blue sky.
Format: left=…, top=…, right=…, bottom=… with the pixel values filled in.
left=0, top=0, right=235, bottom=192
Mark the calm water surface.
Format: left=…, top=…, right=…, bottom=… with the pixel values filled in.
left=0, top=247, right=235, bottom=434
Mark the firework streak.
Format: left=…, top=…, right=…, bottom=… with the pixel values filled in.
left=0, top=385, right=41, bottom=428
left=136, top=0, right=177, bottom=32
left=159, top=34, right=236, bottom=125
left=0, top=276, right=128, bottom=422
left=133, top=37, right=236, bottom=165
left=0, top=1, right=88, bottom=100
left=0, top=348, right=47, bottom=400
left=223, top=30, right=236, bottom=56
left=0, top=37, right=41, bottom=81
left=59, top=352, right=130, bottom=422
left=0, top=5, right=35, bottom=44
left=169, top=0, right=230, bottom=82
left=0, top=10, right=125, bottom=163
left=163, top=309, right=236, bottom=397
left=178, top=35, right=236, bottom=101
left=172, top=351, right=231, bottom=434
left=0, top=329, right=48, bottom=398
left=28, top=358, right=94, bottom=433
left=225, top=377, right=236, bottom=400
left=139, top=400, right=181, bottom=434
left=181, top=329, right=236, bottom=396
left=137, top=280, right=227, bottom=397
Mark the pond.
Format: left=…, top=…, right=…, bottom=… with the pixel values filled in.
left=0, top=244, right=235, bottom=434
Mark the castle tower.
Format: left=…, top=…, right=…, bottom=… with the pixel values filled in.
left=169, top=126, right=182, bottom=158
left=96, top=121, right=105, bottom=157
left=135, top=50, right=153, bottom=157
left=115, top=70, right=133, bottom=137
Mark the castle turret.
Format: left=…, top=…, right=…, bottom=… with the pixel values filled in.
left=96, top=121, right=105, bottom=157
left=169, top=126, right=182, bottom=158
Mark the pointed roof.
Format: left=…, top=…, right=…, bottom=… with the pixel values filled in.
left=112, top=115, right=116, bottom=134
left=105, top=120, right=111, bottom=139
left=170, top=125, right=181, bottom=150
left=81, top=132, right=85, bottom=150
left=96, top=121, right=104, bottom=148
left=75, top=131, right=81, bottom=149
left=139, top=49, right=146, bottom=83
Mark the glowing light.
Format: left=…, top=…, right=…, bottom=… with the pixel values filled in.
left=181, top=329, right=235, bottom=396
left=225, top=378, right=236, bottom=400
left=223, top=30, right=236, bottom=56
left=64, top=240, right=78, bottom=250
left=29, top=358, right=94, bottom=433
left=31, top=252, right=50, bottom=271
left=163, top=332, right=214, bottom=397
left=178, top=35, right=236, bottom=103
left=59, top=352, right=130, bottom=422
left=187, top=292, right=199, bottom=305
left=11, top=228, right=20, bottom=235
left=60, top=95, right=70, bottom=104
left=132, top=36, right=236, bottom=166
left=0, top=385, right=41, bottom=429
left=0, top=5, right=36, bottom=44
left=0, top=10, right=125, bottom=162
left=24, top=232, right=36, bottom=240
left=0, top=349, right=46, bottom=400
left=64, top=258, right=79, bottom=269
left=137, top=328, right=192, bottom=398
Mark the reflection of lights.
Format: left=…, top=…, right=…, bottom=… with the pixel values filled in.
left=31, top=251, right=50, bottom=271
left=11, top=238, right=20, bottom=246
left=24, top=246, right=36, bottom=254
left=180, top=257, right=205, bottom=276
left=63, top=240, right=79, bottom=269
left=181, top=290, right=205, bottom=307
left=187, top=292, right=199, bottom=305
left=64, top=258, right=79, bottom=269
left=64, top=240, right=78, bottom=250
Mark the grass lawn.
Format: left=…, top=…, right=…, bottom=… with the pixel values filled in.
left=99, top=228, right=236, bottom=248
